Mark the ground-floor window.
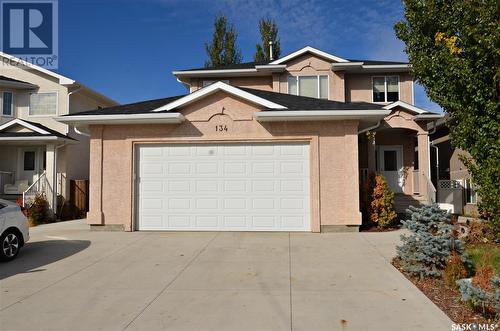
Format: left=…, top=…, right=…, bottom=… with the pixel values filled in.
left=464, top=178, right=477, bottom=204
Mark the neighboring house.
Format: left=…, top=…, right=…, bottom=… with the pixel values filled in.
left=0, top=52, right=117, bottom=214
left=430, top=119, right=479, bottom=216
left=58, top=46, right=442, bottom=232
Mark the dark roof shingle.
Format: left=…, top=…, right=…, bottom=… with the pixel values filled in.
left=0, top=75, right=33, bottom=84
left=63, top=95, right=185, bottom=116
left=179, top=61, right=268, bottom=72
left=65, top=87, right=383, bottom=118
left=347, top=59, right=409, bottom=65
left=240, top=88, right=384, bottom=111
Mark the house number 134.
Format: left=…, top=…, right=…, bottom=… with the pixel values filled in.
left=215, top=125, right=228, bottom=132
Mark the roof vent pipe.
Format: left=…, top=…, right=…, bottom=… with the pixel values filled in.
left=269, top=41, right=274, bottom=61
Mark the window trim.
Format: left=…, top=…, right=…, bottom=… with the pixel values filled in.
left=371, top=75, right=400, bottom=103
left=29, top=91, right=59, bottom=117
left=287, top=74, right=330, bottom=99
left=1, top=90, right=14, bottom=117
left=464, top=178, right=477, bottom=205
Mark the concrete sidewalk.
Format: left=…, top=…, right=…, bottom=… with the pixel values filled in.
left=0, top=220, right=451, bottom=331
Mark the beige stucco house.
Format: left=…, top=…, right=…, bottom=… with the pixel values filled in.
left=0, top=52, right=117, bottom=214
left=58, top=46, right=442, bottom=232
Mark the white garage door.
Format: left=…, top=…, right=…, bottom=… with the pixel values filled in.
left=136, top=142, right=310, bottom=231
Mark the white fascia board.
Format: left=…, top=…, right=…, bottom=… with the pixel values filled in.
left=415, top=114, right=444, bottom=120
left=172, top=68, right=257, bottom=77
left=153, top=81, right=287, bottom=112
left=55, top=113, right=185, bottom=125
left=331, top=62, right=364, bottom=70
left=384, top=101, right=429, bottom=114
left=0, top=118, right=50, bottom=134
left=269, top=46, right=349, bottom=64
left=0, top=51, right=75, bottom=85
left=332, top=63, right=410, bottom=72
left=254, top=109, right=391, bottom=122
left=362, top=64, right=410, bottom=70
left=0, top=136, right=59, bottom=141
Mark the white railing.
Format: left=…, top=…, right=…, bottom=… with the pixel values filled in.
left=412, top=170, right=420, bottom=194
left=0, top=171, right=14, bottom=195
left=22, top=171, right=52, bottom=207
left=425, top=175, right=437, bottom=204
left=438, top=179, right=463, bottom=190
left=437, top=179, right=464, bottom=213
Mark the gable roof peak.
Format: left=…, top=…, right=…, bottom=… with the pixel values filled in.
left=153, top=81, right=287, bottom=112
left=269, top=46, right=349, bottom=64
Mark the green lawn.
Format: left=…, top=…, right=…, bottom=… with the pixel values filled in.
left=466, top=243, right=500, bottom=275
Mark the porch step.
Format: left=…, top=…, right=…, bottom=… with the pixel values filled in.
left=394, top=194, right=427, bottom=214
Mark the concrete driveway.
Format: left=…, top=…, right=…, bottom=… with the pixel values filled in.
left=0, top=220, right=451, bottom=331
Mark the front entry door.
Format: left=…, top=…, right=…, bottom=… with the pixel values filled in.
left=378, top=146, right=404, bottom=193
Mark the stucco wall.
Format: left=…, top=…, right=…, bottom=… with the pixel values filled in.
left=87, top=91, right=362, bottom=232
left=64, top=92, right=105, bottom=181
left=184, top=54, right=414, bottom=105
left=275, top=54, right=345, bottom=102
left=340, top=72, right=413, bottom=104
left=448, top=147, right=478, bottom=216
left=0, top=62, right=70, bottom=131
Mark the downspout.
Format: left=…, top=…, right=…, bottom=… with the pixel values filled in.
left=74, top=126, right=90, bottom=137
left=358, top=120, right=382, bottom=134
left=68, top=86, right=90, bottom=137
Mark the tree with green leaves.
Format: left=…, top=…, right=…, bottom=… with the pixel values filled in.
left=395, top=0, right=500, bottom=233
left=254, top=18, right=281, bottom=62
left=205, top=15, right=242, bottom=67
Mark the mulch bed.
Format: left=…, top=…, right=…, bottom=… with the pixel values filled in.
left=360, top=225, right=402, bottom=232
left=393, top=261, right=493, bottom=324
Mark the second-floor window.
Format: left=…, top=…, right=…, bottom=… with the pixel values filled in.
left=288, top=75, right=328, bottom=99
left=2, top=91, right=13, bottom=116
left=29, top=92, right=57, bottom=116
left=373, top=76, right=399, bottom=102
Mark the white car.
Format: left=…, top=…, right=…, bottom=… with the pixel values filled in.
left=0, top=199, right=29, bottom=261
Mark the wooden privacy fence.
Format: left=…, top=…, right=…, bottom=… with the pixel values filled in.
left=70, top=179, right=89, bottom=217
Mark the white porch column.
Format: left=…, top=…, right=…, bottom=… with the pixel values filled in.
left=417, top=132, right=430, bottom=201
left=45, top=144, right=56, bottom=210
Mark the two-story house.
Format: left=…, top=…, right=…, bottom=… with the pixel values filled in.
left=0, top=52, right=117, bottom=215
left=58, top=46, right=442, bottom=232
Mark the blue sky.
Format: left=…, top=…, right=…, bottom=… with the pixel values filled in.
left=58, top=0, right=440, bottom=111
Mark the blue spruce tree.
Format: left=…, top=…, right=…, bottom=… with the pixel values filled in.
left=396, top=204, right=468, bottom=279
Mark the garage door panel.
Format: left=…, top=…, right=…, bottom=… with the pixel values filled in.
left=137, top=142, right=310, bottom=231
left=223, top=180, right=247, bottom=193
left=167, top=180, right=191, bottom=192
left=196, top=180, right=219, bottom=193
